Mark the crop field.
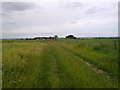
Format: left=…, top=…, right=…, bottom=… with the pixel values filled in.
left=2, top=39, right=119, bottom=88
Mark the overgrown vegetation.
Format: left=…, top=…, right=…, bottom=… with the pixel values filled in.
left=2, top=39, right=118, bottom=88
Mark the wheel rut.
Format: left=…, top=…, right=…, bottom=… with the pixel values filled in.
left=59, top=45, right=111, bottom=77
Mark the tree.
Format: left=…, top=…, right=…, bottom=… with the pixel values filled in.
left=26, top=38, right=29, bottom=40
left=66, top=35, right=77, bottom=39
left=54, top=35, right=58, bottom=40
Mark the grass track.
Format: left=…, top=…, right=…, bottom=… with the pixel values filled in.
left=2, top=39, right=118, bottom=88
left=57, top=39, right=118, bottom=77
left=50, top=42, right=118, bottom=88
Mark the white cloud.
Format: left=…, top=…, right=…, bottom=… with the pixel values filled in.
left=2, top=2, right=118, bottom=38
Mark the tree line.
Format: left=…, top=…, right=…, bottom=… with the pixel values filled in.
left=24, top=35, right=119, bottom=40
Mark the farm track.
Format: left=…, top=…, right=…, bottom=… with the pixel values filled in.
left=35, top=44, right=65, bottom=88
left=63, top=47, right=108, bottom=74
left=48, top=46, right=63, bottom=88
left=51, top=43, right=118, bottom=88
left=2, top=41, right=118, bottom=88
left=57, top=44, right=113, bottom=78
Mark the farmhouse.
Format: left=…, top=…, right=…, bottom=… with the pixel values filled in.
left=34, top=37, right=55, bottom=40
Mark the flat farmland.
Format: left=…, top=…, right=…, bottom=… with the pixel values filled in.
left=2, top=39, right=118, bottom=88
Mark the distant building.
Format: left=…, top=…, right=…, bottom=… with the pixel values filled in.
left=34, top=37, right=55, bottom=40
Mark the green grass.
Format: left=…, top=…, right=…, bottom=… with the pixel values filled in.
left=2, top=42, right=46, bottom=88
left=58, top=39, right=118, bottom=77
left=2, top=39, right=118, bottom=88
left=0, top=42, right=2, bottom=89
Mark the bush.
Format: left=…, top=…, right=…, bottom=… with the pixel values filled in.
left=66, top=35, right=77, bottom=39
left=93, top=46, right=102, bottom=51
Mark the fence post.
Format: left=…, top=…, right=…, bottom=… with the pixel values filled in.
left=114, top=40, right=117, bottom=50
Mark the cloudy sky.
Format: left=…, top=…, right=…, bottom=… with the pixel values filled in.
left=1, top=1, right=118, bottom=38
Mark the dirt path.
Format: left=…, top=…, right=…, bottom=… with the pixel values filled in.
left=59, top=45, right=110, bottom=77
left=74, top=55, right=108, bottom=74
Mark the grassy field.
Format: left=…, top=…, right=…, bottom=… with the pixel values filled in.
left=2, top=39, right=118, bottom=88
left=0, top=40, right=2, bottom=89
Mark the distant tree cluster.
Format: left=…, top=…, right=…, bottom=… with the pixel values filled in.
left=54, top=35, right=58, bottom=40
left=33, top=35, right=58, bottom=40
left=25, top=34, right=119, bottom=40
left=26, top=38, right=34, bottom=40
left=66, top=35, right=77, bottom=39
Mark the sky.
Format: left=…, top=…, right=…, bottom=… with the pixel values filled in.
left=1, top=1, right=118, bottom=38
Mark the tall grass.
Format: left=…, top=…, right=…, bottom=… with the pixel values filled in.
left=2, top=42, right=45, bottom=88
left=0, top=41, right=2, bottom=89
left=2, top=39, right=118, bottom=88
left=58, top=39, right=118, bottom=77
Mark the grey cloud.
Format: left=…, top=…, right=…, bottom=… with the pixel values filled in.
left=111, top=3, right=117, bottom=8
left=2, top=2, right=35, bottom=12
left=2, top=2, right=35, bottom=30
left=85, top=4, right=114, bottom=15
left=85, top=7, right=105, bottom=15
left=66, top=2, right=83, bottom=8
left=85, top=7, right=98, bottom=14
left=71, top=21, right=77, bottom=24
left=3, top=20, right=17, bottom=30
